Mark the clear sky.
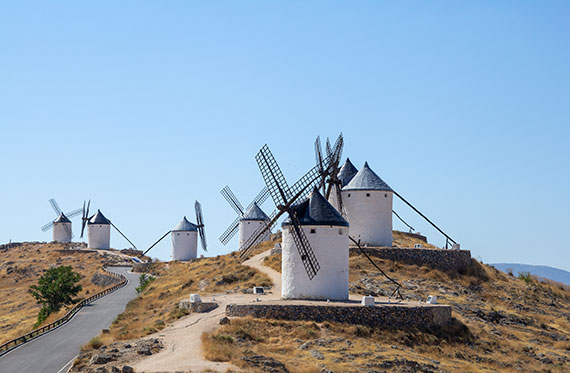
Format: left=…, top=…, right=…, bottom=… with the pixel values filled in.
left=1, top=2, right=568, bottom=271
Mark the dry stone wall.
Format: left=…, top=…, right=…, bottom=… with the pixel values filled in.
left=226, top=303, right=451, bottom=329
left=353, top=247, right=472, bottom=271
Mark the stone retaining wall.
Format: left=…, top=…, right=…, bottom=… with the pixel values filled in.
left=226, top=303, right=451, bottom=329
left=352, top=247, right=472, bottom=271
left=179, top=301, right=218, bottom=313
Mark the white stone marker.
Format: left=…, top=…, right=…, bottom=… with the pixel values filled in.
left=362, top=296, right=375, bottom=307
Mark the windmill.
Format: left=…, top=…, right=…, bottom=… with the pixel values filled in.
left=141, top=201, right=207, bottom=261
left=219, top=185, right=272, bottom=249
left=314, top=134, right=345, bottom=215
left=41, top=199, right=82, bottom=243
left=238, top=144, right=336, bottom=280
left=78, top=200, right=138, bottom=250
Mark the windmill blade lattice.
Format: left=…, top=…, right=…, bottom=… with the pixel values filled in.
left=49, top=198, right=63, bottom=215
left=219, top=185, right=270, bottom=245
left=220, top=186, right=245, bottom=216
left=195, top=201, right=207, bottom=252
left=239, top=144, right=329, bottom=280
left=219, top=215, right=241, bottom=245
left=238, top=209, right=279, bottom=260
left=80, top=200, right=91, bottom=238
left=288, top=214, right=320, bottom=279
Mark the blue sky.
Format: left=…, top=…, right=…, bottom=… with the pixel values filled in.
left=0, top=2, right=568, bottom=271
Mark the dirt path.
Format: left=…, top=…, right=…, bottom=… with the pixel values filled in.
left=132, top=250, right=281, bottom=372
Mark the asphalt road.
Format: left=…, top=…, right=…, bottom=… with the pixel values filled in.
left=0, top=267, right=139, bottom=373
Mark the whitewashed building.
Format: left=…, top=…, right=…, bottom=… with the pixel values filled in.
left=282, top=189, right=350, bottom=300
left=53, top=213, right=72, bottom=243
left=329, top=157, right=358, bottom=212
left=342, top=162, right=393, bottom=247
left=88, top=210, right=111, bottom=250
left=238, top=202, right=271, bottom=249
left=171, top=217, right=198, bottom=261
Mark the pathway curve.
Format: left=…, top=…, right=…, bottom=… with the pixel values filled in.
left=0, top=267, right=139, bottom=373
left=132, top=250, right=281, bottom=373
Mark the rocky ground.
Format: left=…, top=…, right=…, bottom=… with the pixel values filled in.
left=71, top=337, right=163, bottom=373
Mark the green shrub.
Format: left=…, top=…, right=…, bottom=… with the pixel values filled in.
left=136, top=273, right=156, bottom=294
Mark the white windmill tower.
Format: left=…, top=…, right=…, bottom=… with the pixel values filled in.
left=236, top=145, right=350, bottom=301
left=171, top=217, right=198, bottom=261
left=87, top=209, right=111, bottom=250
left=238, top=203, right=271, bottom=250
left=79, top=201, right=138, bottom=251
left=41, top=199, right=82, bottom=243
left=281, top=189, right=350, bottom=300
left=219, top=185, right=272, bottom=249
left=141, top=201, right=207, bottom=261
left=342, top=162, right=393, bottom=247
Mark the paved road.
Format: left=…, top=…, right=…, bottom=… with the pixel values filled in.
left=0, top=267, right=139, bottom=373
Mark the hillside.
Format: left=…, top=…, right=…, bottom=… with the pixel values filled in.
left=0, top=242, right=131, bottom=345
left=492, top=263, right=570, bottom=286
left=71, top=233, right=570, bottom=372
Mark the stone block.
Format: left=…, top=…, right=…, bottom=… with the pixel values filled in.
left=361, top=296, right=375, bottom=307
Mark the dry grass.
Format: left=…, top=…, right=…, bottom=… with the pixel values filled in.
left=263, top=252, right=281, bottom=273
left=108, top=252, right=272, bottom=341
left=224, top=232, right=570, bottom=372
left=392, top=230, right=439, bottom=249
left=0, top=242, right=121, bottom=344
left=204, top=257, right=570, bottom=371
left=202, top=316, right=477, bottom=372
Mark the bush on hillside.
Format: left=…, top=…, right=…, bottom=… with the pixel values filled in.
left=28, top=265, right=82, bottom=326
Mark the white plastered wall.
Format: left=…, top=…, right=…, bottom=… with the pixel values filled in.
left=342, top=190, right=392, bottom=246
left=238, top=220, right=270, bottom=250
left=171, top=231, right=198, bottom=261
left=282, top=224, right=349, bottom=300
left=88, top=224, right=111, bottom=250
left=53, top=222, right=72, bottom=243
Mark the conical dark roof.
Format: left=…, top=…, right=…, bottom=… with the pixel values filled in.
left=54, top=213, right=71, bottom=224
left=343, top=162, right=393, bottom=192
left=240, top=203, right=269, bottom=221
left=172, top=216, right=198, bottom=232
left=283, top=189, right=349, bottom=227
left=88, top=209, right=111, bottom=225
left=337, top=158, right=358, bottom=187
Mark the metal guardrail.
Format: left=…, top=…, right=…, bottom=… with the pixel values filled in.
left=0, top=266, right=130, bottom=356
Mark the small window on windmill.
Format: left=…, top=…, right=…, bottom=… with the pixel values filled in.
left=187, top=233, right=189, bottom=236
left=177, top=233, right=180, bottom=236
left=339, top=228, right=343, bottom=235
left=366, top=193, right=370, bottom=197
left=347, top=193, right=351, bottom=197
left=385, top=193, right=388, bottom=198
left=310, top=228, right=316, bottom=234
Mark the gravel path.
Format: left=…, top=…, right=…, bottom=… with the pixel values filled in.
left=132, top=250, right=280, bottom=372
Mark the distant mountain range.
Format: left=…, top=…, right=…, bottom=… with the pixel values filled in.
left=491, top=263, right=570, bottom=285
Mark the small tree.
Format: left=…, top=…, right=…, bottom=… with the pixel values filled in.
left=29, top=265, right=82, bottom=326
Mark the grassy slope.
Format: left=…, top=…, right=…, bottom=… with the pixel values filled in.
left=211, top=233, right=570, bottom=372
left=0, top=243, right=120, bottom=344
left=104, top=249, right=273, bottom=342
